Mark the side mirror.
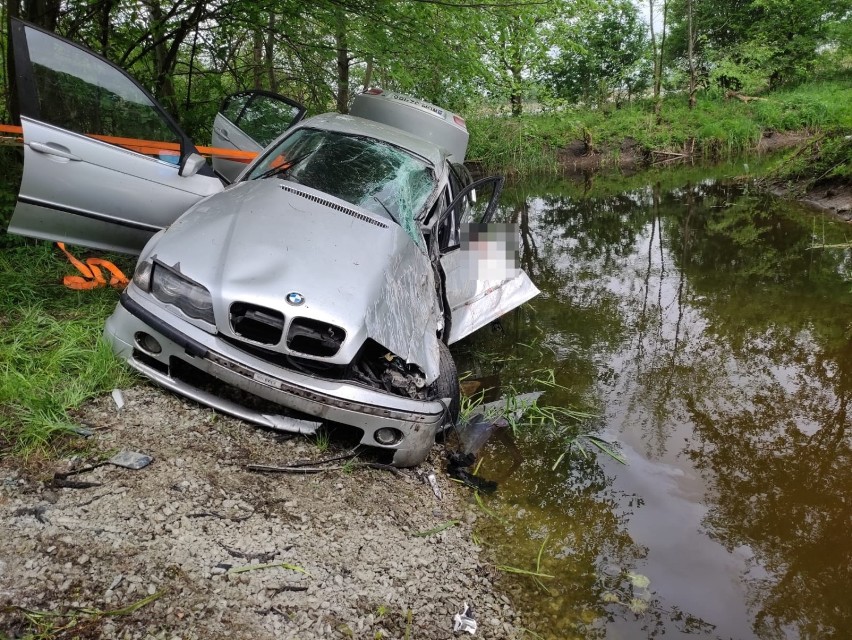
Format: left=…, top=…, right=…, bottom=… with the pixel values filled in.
left=179, top=153, right=207, bottom=177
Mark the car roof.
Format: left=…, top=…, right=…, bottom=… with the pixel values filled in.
left=295, top=113, right=449, bottom=174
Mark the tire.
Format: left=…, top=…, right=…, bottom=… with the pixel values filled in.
left=432, top=340, right=460, bottom=427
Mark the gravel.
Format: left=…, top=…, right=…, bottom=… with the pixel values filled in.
left=0, top=386, right=522, bottom=639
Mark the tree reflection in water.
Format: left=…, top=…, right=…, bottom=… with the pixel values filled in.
left=455, top=170, right=852, bottom=639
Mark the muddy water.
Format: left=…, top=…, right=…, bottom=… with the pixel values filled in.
left=454, top=165, right=852, bottom=639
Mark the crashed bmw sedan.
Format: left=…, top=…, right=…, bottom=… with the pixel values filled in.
left=8, top=19, right=539, bottom=465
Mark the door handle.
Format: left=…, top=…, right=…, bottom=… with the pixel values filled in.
left=215, top=127, right=231, bottom=141
left=29, top=141, right=82, bottom=161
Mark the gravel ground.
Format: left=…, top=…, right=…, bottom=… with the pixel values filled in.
left=0, top=386, right=522, bottom=639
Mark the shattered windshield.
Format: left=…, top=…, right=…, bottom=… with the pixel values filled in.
left=248, top=128, right=435, bottom=243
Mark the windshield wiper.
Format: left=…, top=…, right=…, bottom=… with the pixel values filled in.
left=372, top=195, right=399, bottom=225
left=252, top=151, right=311, bottom=181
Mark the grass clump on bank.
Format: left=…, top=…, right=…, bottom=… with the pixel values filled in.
left=0, top=241, right=135, bottom=456
left=466, top=78, right=852, bottom=174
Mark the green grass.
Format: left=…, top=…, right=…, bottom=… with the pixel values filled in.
left=467, top=77, right=852, bottom=174
left=0, top=241, right=136, bottom=456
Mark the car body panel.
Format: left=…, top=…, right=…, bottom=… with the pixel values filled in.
left=350, top=90, right=469, bottom=162
left=442, top=246, right=541, bottom=343
left=277, top=114, right=448, bottom=171
left=145, top=179, right=442, bottom=380
left=105, top=288, right=445, bottom=466
left=10, top=118, right=223, bottom=254
left=8, top=19, right=223, bottom=254
left=212, top=112, right=261, bottom=183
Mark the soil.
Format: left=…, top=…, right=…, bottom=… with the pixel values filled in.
left=0, top=386, right=522, bottom=639
left=792, top=177, right=852, bottom=222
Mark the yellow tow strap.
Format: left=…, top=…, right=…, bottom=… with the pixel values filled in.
left=57, top=242, right=129, bottom=290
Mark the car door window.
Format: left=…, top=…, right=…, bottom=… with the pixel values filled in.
left=436, top=176, right=504, bottom=254
left=237, top=94, right=304, bottom=148
left=221, top=93, right=251, bottom=125
left=22, top=25, right=181, bottom=159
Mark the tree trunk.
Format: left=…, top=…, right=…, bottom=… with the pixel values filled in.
left=266, top=13, right=277, bottom=93
left=98, top=0, right=116, bottom=54
left=649, top=0, right=659, bottom=109
left=687, top=0, right=696, bottom=109
left=252, top=28, right=263, bottom=90
left=185, top=27, right=198, bottom=112
left=654, top=0, right=669, bottom=124
left=362, top=57, right=373, bottom=92
left=335, top=9, right=349, bottom=114
left=654, top=0, right=668, bottom=121
left=4, top=0, right=20, bottom=124
left=510, top=64, right=523, bottom=117
left=23, top=0, right=60, bottom=31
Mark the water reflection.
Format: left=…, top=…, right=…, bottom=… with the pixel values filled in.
left=455, top=169, right=852, bottom=639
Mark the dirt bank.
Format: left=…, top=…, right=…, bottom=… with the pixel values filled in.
left=796, top=178, right=852, bottom=221
left=0, top=386, right=522, bottom=639
left=555, top=130, right=811, bottom=173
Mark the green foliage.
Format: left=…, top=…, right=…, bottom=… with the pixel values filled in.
left=544, top=0, right=650, bottom=107
left=666, top=0, right=849, bottom=93
left=469, top=78, right=851, bottom=174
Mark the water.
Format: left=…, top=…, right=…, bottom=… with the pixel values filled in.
left=454, top=165, right=852, bottom=639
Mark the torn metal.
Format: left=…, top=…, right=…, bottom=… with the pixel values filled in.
left=365, top=243, right=442, bottom=382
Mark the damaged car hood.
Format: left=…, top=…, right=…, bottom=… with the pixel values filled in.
left=145, top=180, right=442, bottom=380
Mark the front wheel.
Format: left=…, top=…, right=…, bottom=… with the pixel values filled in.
left=431, top=340, right=460, bottom=427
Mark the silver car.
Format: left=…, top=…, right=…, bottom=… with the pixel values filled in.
left=7, top=20, right=539, bottom=465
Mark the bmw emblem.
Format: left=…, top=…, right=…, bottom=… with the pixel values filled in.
left=286, top=291, right=305, bottom=306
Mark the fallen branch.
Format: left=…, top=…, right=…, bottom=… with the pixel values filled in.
left=286, top=447, right=363, bottom=468
left=219, top=542, right=290, bottom=562
left=228, top=562, right=310, bottom=576
left=725, top=90, right=767, bottom=103
left=247, top=464, right=343, bottom=474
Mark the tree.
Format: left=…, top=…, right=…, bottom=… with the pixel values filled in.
left=479, top=1, right=573, bottom=116
left=544, top=0, right=650, bottom=107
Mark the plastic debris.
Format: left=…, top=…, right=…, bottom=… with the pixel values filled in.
left=111, top=388, right=125, bottom=410
left=453, top=602, right=477, bottom=635
left=456, top=392, right=543, bottom=456
left=427, top=472, right=442, bottom=500
left=108, top=451, right=153, bottom=470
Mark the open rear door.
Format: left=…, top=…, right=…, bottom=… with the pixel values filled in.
left=8, top=19, right=223, bottom=254
left=437, top=176, right=540, bottom=344
left=212, top=90, right=306, bottom=183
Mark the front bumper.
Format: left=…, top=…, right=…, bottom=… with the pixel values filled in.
left=104, top=290, right=446, bottom=466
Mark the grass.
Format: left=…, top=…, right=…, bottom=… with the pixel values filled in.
left=3, top=589, right=166, bottom=638
left=312, top=427, right=331, bottom=453
left=466, top=77, right=852, bottom=174
left=0, top=240, right=136, bottom=457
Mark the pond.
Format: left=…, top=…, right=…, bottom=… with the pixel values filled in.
left=453, top=164, right=852, bottom=639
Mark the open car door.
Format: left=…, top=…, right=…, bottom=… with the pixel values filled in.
left=437, top=176, right=540, bottom=344
left=212, top=91, right=306, bottom=183
left=7, top=19, right=223, bottom=254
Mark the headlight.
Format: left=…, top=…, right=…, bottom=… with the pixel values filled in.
left=132, top=260, right=153, bottom=291
left=151, top=264, right=215, bottom=324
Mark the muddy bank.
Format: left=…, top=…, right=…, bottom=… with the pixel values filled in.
left=783, top=178, right=852, bottom=221
left=555, top=130, right=810, bottom=173
left=0, top=386, right=521, bottom=639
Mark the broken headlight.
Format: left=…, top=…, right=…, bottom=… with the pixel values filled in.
left=150, top=263, right=215, bottom=324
